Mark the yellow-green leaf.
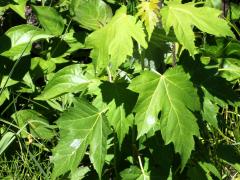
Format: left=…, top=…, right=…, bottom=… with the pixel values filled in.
left=160, top=2, right=234, bottom=55
left=137, top=0, right=160, bottom=40
left=51, top=99, right=110, bottom=178
left=129, top=66, right=200, bottom=168
left=85, top=6, right=147, bottom=74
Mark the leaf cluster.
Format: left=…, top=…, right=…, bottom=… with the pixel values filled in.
left=0, top=0, right=240, bottom=179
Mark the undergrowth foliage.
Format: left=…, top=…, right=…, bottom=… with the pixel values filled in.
left=0, top=0, right=240, bottom=179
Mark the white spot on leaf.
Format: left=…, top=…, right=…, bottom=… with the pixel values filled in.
left=71, top=76, right=88, bottom=84
left=146, top=115, right=156, bottom=125
left=70, top=139, right=81, bottom=149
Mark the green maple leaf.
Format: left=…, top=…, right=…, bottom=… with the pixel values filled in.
left=92, top=81, right=138, bottom=146
left=107, top=102, right=134, bottom=146
left=85, top=6, right=147, bottom=73
left=129, top=66, right=200, bottom=168
left=51, top=99, right=110, bottom=178
left=160, top=1, right=234, bottom=55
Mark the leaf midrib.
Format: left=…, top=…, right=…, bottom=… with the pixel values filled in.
left=161, top=76, right=183, bottom=138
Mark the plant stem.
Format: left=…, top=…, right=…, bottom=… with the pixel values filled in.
left=172, top=43, right=176, bottom=67
left=138, top=44, right=145, bottom=70
left=113, top=132, right=118, bottom=178
left=138, top=155, right=144, bottom=174
left=107, top=66, right=113, bottom=82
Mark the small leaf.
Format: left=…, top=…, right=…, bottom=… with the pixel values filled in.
left=96, top=81, right=138, bottom=145
left=0, top=25, right=52, bottom=59
left=9, top=0, right=27, bottom=19
left=218, top=58, right=240, bottom=82
left=202, top=93, right=219, bottom=128
left=36, top=64, right=92, bottom=100
left=71, top=167, right=90, bottom=180
left=32, top=6, right=65, bottom=36
left=120, top=166, right=142, bottom=180
left=137, top=0, right=160, bottom=40
left=0, top=132, right=15, bottom=155
left=0, top=76, right=18, bottom=88
left=107, top=103, right=133, bottom=146
left=70, top=0, right=112, bottom=30
left=129, top=66, right=200, bottom=168
left=85, top=6, right=147, bottom=73
left=50, top=31, right=87, bottom=57
left=228, top=3, right=240, bottom=20
left=120, top=165, right=150, bottom=180
left=51, top=99, right=110, bottom=178
left=198, top=162, right=222, bottom=179
left=11, top=110, right=54, bottom=140
left=160, top=1, right=234, bottom=55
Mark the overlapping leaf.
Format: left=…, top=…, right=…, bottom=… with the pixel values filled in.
left=85, top=6, right=147, bottom=73
left=120, top=166, right=150, bottom=180
left=129, top=66, right=200, bottom=168
left=32, top=6, right=65, bottom=36
left=9, top=0, right=27, bottom=19
left=11, top=110, right=55, bottom=139
left=202, top=89, right=219, bottom=128
left=36, top=64, right=92, bottom=100
left=51, top=99, right=110, bottom=178
left=180, top=52, right=239, bottom=105
left=137, top=0, right=160, bottom=40
left=160, top=1, right=234, bottom=55
left=0, top=25, right=52, bottom=59
left=70, top=0, right=112, bottom=30
left=92, top=81, right=137, bottom=145
left=0, top=132, right=15, bottom=155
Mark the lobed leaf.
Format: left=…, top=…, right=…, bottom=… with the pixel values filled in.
left=51, top=99, right=110, bottom=178
left=160, top=1, right=234, bottom=55
left=129, top=66, right=200, bottom=168
left=137, top=0, right=160, bottom=40
left=85, top=6, right=147, bottom=73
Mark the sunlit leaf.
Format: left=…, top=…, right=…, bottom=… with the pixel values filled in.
left=70, top=0, right=112, bottom=30
left=0, top=132, right=15, bottom=155
left=160, top=1, right=234, bottom=55
left=120, top=166, right=150, bottom=180
left=202, top=94, right=219, bottom=128
left=51, top=99, right=110, bottom=178
left=137, top=0, right=160, bottom=40
left=85, top=6, right=147, bottom=73
left=11, top=110, right=54, bottom=139
left=32, top=6, right=65, bottom=36
left=36, top=64, right=92, bottom=100
left=129, top=66, right=200, bottom=168
left=10, top=0, right=27, bottom=19
left=0, top=25, right=52, bottom=59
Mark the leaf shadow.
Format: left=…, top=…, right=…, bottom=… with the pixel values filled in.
left=179, top=51, right=238, bottom=106
left=0, top=34, right=11, bottom=54
left=99, top=81, right=138, bottom=115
